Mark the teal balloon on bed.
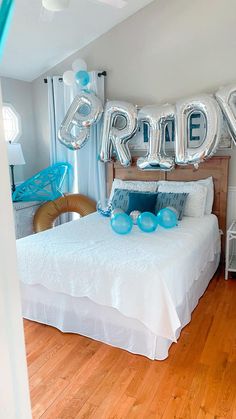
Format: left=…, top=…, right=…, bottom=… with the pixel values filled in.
left=157, top=207, right=177, bottom=229
left=137, top=212, right=158, bottom=233
left=111, top=213, right=133, bottom=235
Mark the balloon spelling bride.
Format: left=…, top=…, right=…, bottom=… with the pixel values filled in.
left=58, top=62, right=236, bottom=171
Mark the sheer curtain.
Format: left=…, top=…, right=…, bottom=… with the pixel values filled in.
left=47, top=72, right=106, bottom=204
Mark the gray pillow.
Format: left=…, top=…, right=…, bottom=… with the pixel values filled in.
left=111, top=189, right=130, bottom=212
left=155, top=192, right=189, bottom=220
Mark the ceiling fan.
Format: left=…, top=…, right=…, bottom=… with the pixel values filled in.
left=42, top=0, right=128, bottom=12
left=40, top=0, right=127, bottom=21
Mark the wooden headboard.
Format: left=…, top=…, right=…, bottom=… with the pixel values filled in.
left=107, top=156, right=230, bottom=251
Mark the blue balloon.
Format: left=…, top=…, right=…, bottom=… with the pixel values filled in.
left=157, top=208, right=177, bottom=229
left=96, top=199, right=111, bottom=217
left=75, top=70, right=90, bottom=87
left=137, top=212, right=158, bottom=233
left=111, top=213, right=133, bottom=235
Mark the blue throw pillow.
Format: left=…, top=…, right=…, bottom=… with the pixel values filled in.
left=126, top=191, right=158, bottom=214
left=111, top=189, right=131, bottom=212
left=155, top=192, right=188, bottom=220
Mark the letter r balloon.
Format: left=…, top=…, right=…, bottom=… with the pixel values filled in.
left=100, top=101, right=138, bottom=167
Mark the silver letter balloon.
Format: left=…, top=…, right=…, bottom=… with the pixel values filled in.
left=57, top=80, right=236, bottom=169
left=100, top=101, right=138, bottom=167
left=137, top=104, right=175, bottom=171
left=215, top=84, right=236, bottom=146
left=175, top=94, right=221, bottom=166
left=58, top=92, right=103, bottom=150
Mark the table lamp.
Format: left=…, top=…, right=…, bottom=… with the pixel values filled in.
left=7, top=142, right=25, bottom=193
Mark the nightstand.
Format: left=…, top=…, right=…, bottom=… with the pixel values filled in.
left=13, top=201, right=43, bottom=239
left=225, top=221, right=236, bottom=280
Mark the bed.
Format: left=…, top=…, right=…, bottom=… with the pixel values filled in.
left=17, top=156, right=230, bottom=360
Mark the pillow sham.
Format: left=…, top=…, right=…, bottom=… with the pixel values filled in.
left=155, top=192, right=189, bottom=220
left=157, top=181, right=208, bottom=217
left=126, top=191, right=158, bottom=214
left=157, top=177, right=214, bottom=215
left=109, top=179, right=158, bottom=202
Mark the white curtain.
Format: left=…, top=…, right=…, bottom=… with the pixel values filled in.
left=47, top=72, right=106, bottom=205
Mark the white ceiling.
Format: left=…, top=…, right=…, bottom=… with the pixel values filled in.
left=0, top=0, right=153, bottom=82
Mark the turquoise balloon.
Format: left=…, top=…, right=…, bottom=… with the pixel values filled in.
left=157, top=207, right=177, bottom=229
left=137, top=212, right=158, bottom=233
left=111, top=213, right=133, bottom=235
left=75, top=70, right=90, bottom=87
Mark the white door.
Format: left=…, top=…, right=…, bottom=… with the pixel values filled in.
left=0, top=82, right=32, bottom=417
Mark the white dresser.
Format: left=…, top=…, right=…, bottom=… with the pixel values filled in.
left=13, top=201, right=43, bottom=239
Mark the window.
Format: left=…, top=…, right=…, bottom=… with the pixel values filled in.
left=2, top=104, right=21, bottom=142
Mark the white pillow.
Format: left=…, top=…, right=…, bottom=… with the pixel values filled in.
left=158, top=181, right=208, bottom=217
left=195, top=177, right=214, bottom=215
left=109, top=179, right=158, bottom=201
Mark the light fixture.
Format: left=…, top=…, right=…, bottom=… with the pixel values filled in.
left=7, top=143, right=25, bottom=194
left=42, top=0, right=70, bottom=12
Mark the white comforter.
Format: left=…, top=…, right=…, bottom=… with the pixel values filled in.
left=16, top=213, right=220, bottom=342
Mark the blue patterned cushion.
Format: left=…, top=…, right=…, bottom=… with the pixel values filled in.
left=155, top=192, right=188, bottom=220
left=111, top=189, right=131, bottom=212
left=111, top=189, right=158, bottom=214
left=126, top=191, right=158, bottom=214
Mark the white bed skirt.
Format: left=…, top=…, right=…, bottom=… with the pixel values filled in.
left=21, top=252, right=220, bottom=360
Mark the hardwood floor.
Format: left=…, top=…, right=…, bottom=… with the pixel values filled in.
left=24, top=269, right=236, bottom=418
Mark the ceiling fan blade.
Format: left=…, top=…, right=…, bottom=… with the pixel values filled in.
left=94, top=0, right=128, bottom=9
left=42, top=0, right=70, bottom=12
left=40, top=0, right=70, bottom=22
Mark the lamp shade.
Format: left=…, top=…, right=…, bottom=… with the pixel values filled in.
left=7, top=143, right=25, bottom=165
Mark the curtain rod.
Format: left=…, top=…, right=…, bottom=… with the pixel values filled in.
left=43, top=71, right=107, bottom=83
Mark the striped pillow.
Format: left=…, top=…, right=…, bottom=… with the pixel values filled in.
left=155, top=192, right=189, bottom=220
left=111, top=189, right=130, bottom=212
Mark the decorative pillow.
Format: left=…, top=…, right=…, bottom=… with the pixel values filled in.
left=126, top=191, right=158, bottom=214
left=195, top=177, right=214, bottom=215
left=111, top=188, right=130, bottom=212
left=155, top=192, right=189, bottom=220
left=109, top=179, right=158, bottom=202
left=158, top=181, right=208, bottom=217
left=157, top=177, right=214, bottom=215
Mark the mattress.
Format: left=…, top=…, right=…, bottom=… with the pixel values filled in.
left=17, top=213, right=220, bottom=359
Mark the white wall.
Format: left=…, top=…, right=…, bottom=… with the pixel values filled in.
left=0, top=83, right=31, bottom=419
left=1, top=77, right=38, bottom=182
left=32, top=0, right=236, bottom=185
